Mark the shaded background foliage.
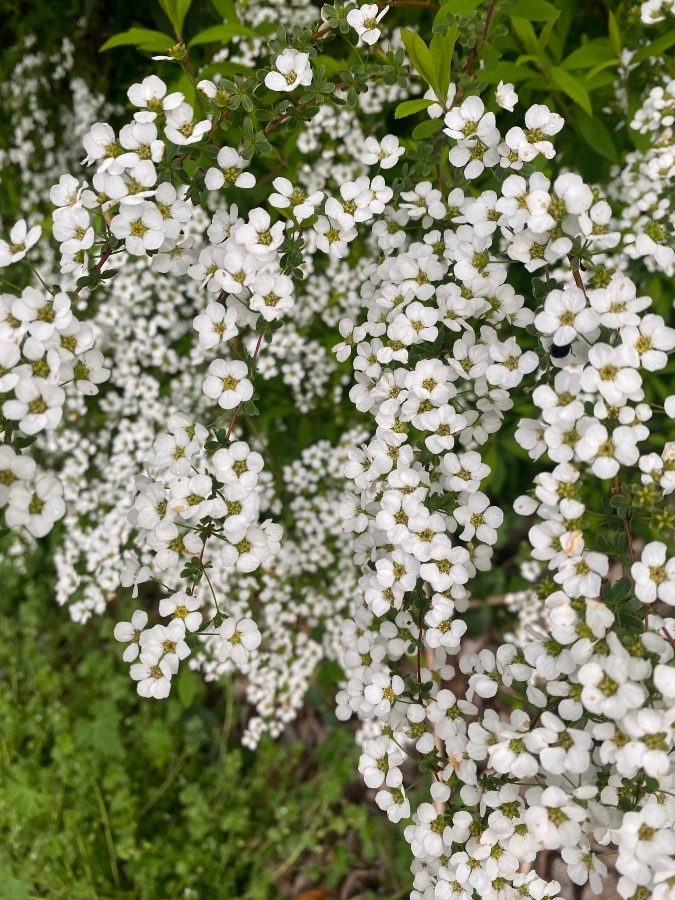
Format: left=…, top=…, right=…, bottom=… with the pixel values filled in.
left=0, top=554, right=410, bottom=898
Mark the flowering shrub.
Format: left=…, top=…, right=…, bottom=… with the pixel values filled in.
left=2, top=0, right=675, bottom=895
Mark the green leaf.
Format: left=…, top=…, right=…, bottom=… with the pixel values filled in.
left=157, top=0, right=192, bottom=37
left=175, top=0, right=193, bottom=33
left=510, top=17, right=540, bottom=55
left=412, top=118, right=444, bottom=140
left=439, top=0, right=481, bottom=13
left=633, top=29, right=675, bottom=62
left=537, top=17, right=557, bottom=52
left=608, top=9, right=622, bottom=57
left=401, top=29, right=441, bottom=98
left=188, top=23, right=257, bottom=46
left=561, top=42, right=616, bottom=70
left=583, top=69, right=618, bottom=91
left=476, top=61, right=537, bottom=83
left=437, top=23, right=459, bottom=99
left=99, top=28, right=175, bottom=53
left=549, top=66, right=592, bottom=114
left=211, top=0, right=239, bottom=19
left=572, top=109, right=618, bottom=161
left=177, top=667, right=200, bottom=708
left=158, top=0, right=193, bottom=35
left=507, top=0, right=560, bottom=21
left=603, top=576, right=633, bottom=605
left=395, top=98, right=434, bottom=118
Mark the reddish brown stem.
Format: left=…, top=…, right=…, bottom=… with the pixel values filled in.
left=462, top=0, right=497, bottom=78
left=75, top=248, right=113, bottom=295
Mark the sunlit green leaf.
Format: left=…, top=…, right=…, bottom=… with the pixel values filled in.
left=549, top=65, right=592, bottom=114
left=395, top=98, right=434, bottom=118
left=99, top=28, right=174, bottom=53
left=188, top=23, right=257, bottom=46
left=507, top=0, right=560, bottom=21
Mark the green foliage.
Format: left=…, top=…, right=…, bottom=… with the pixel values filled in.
left=0, top=551, right=408, bottom=898
left=99, top=27, right=175, bottom=53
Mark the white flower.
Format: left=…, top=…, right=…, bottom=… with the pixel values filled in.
left=523, top=785, right=584, bottom=850
left=425, top=598, right=467, bottom=650
left=193, top=302, right=239, bottom=349
left=220, top=520, right=282, bottom=573
left=534, top=287, right=598, bottom=345
left=3, top=378, right=65, bottom=435
left=130, top=649, right=173, bottom=699
left=486, top=337, right=539, bottom=389
left=218, top=617, right=262, bottom=665
left=444, top=96, right=495, bottom=142
left=146, top=522, right=202, bottom=570
left=164, top=102, right=211, bottom=145
left=454, top=492, right=503, bottom=544
left=313, top=215, right=357, bottom=257
left=60, top=349, right=110, bottom=396
left=554, top=550, right=608, bottom=598
left=578, top=654, right=646, bottom=718
left=249, top=273, right=294, bottom=321
left=505, top=104, right=564, bottom=161
left=159, top=591, right=202, bottom=632
left=264, top=50, right=312, bottom=92
left=53, top=209, right=95, bottom=260
left=580, top=342, right=642, bottom=406
left=50, top=173, right=90, bottom=210
left=140, top=620, right=190, bottom=672
left=110, top=202, right=164, bottom=255
left=375, top=785, right=410, bottom=822
left=358, top=737, right=404, bottom=788
left=535, top=712, right=592, bottom=775
left=211, top=441, right=264, bottom=489
left=632, top=541, right=675, bottom=605
left=496, top=80, right=518, bottom=112
left=168, top=473, right=215, bottom=520
left=0, top=446, right=36, bottom=507
left=114, top=609, right=148, bottom=662
left=82, top=122, right=118, bottom=166
left=346, top=4, right=388, bottom=45
left=120, top=555, right=151, bottom=599
left=202, top=358, right=253, bottom=410
left=234, top=208, right=285, bottom=256
left=622, top=313, right=675, bottom=372
left=127, top=75, right=183, bottom=118
left=0, top=219, right=41, bottom=266
left=152, top=235, right=197, bottom=276
left=360, top=134, right=404, bottom=169
left=576, top=423, right=640, bottom=479
left=12, top=288, right=72, bottom=342
left=269, top=177, right=324, bottom=220
left=561, top=844, right=607, bottom=893
left=205, top=146, right=256, bottom=191
left=5, top=474, right=65, bottom=537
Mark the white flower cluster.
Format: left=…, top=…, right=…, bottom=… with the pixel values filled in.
left=606, top=77, right=675, bottom=279
left=328, top=79, right=675, bottom=897
left=0, top=268, right=112, bottom=537
left=2, top=6, right=675, bottom=897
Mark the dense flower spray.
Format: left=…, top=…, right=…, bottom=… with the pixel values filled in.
left=1, top=2, right=675, bottom=896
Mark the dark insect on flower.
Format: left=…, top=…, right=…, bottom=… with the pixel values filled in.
left=550, top=342, right=571, bottom=359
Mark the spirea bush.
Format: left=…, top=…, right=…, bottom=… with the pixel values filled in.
left=2, top=0, right=675, bottom=896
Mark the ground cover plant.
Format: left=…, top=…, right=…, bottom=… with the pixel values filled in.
left=2, top=0, right=675, bottom=896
